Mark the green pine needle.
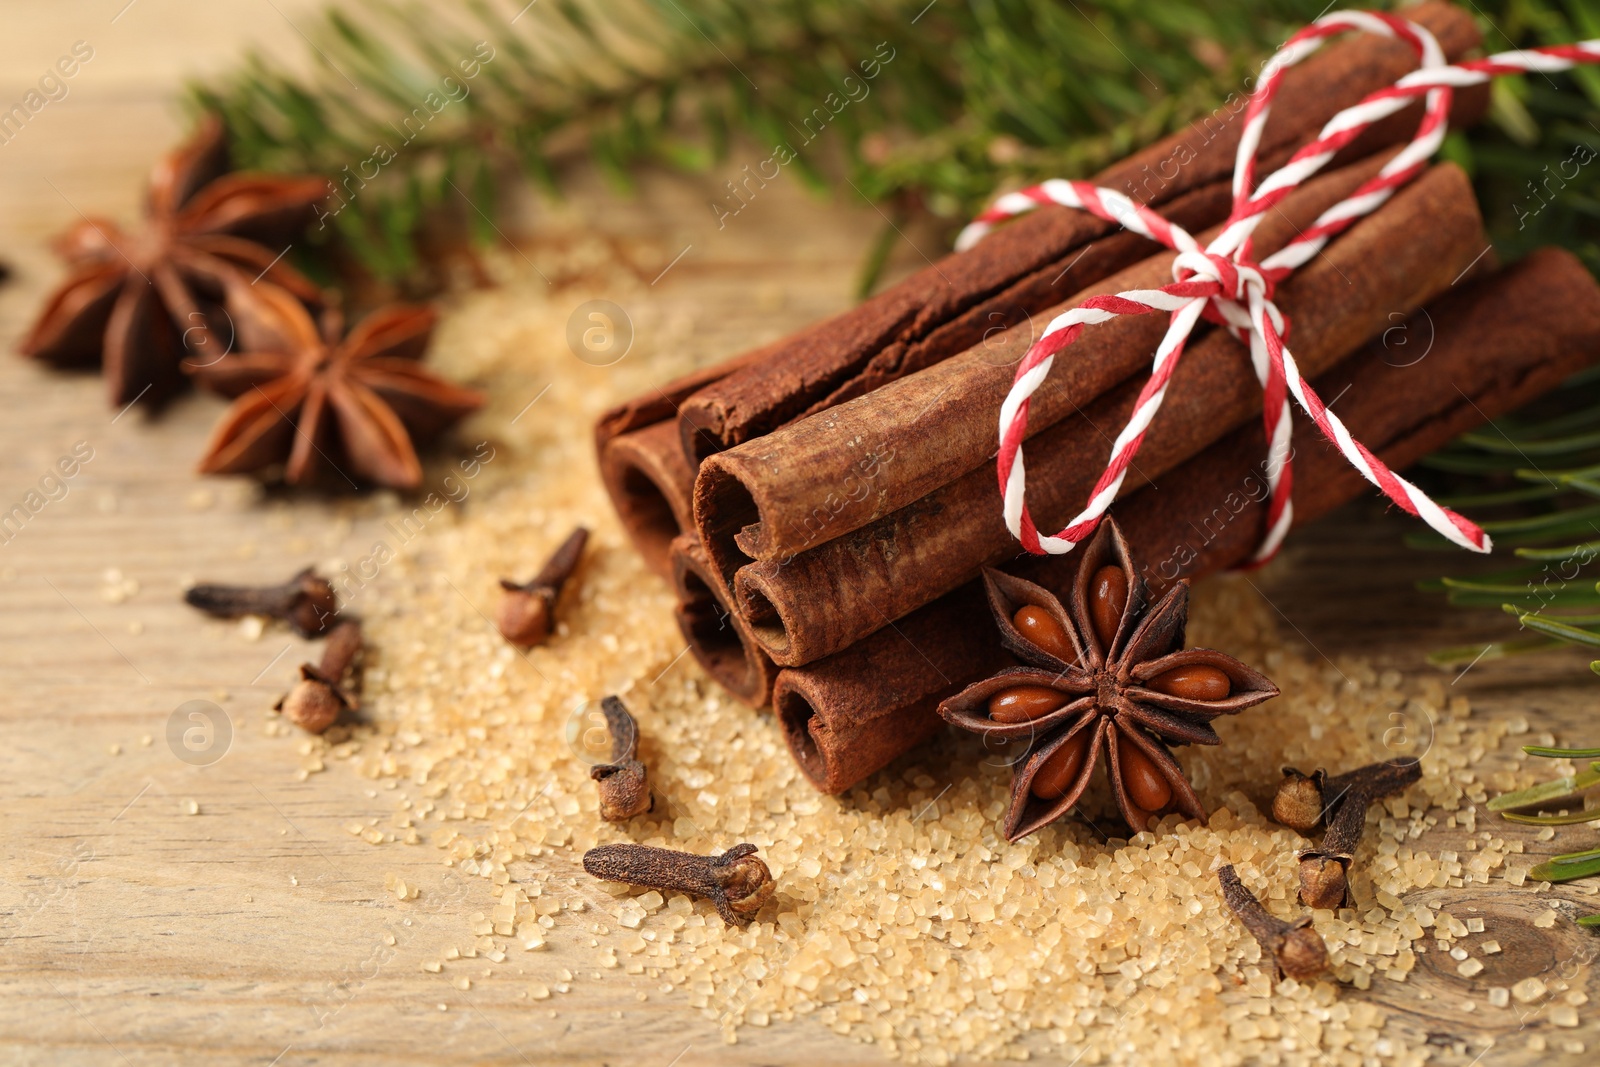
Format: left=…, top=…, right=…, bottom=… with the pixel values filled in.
left=1426, top=636, right=1559, bottom=667
left=1532, top=850, right=1600, bottom=883
left=187, top=0, right=1332, bottom=283
left=1486, top=762, right=1600, bottom=813
left=1501, top=808, right=1600, bottom=825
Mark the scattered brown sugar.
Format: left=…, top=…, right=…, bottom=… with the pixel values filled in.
left=285, top=263, right=1543, bottom=1065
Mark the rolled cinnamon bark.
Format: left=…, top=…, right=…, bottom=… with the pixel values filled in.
left=698, top=150, right=1395, bottom=570
left=594, top=340, right=772, bottom=453
left=595, top=341, right=779, bottom=574
left=736, top=164, right=1485, bottom=666
left=1121, top=248, right=1600, bottom=590
left=601, top=420, right=697, bottom=577
left=777, top=582, right=1003, bottom=795
left=776, top=248, right=1600, bottom=794
left=599, top=3, right=1482, bottom=567
left=606, top=181, right=1232, bottom=572
left=668, top=534, right=778, bottom=707
left=675, top=1, right=1481, bottom=461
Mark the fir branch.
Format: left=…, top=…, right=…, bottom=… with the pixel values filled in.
left=1414, top=368, right=1600, bottom=673
left=188, top=0, right=1324, bottom=284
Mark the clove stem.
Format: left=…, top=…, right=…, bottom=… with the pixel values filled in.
left=1218, top=864, right=1329, bottom=982
left=1298, top=757, right=1422, bottom=909
left=583, top=842, right=774, bottom=925
left=1273, top=757, right=1424, bottom=835
left=185, top=567, right=338, bottom=637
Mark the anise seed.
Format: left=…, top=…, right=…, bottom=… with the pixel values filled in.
left=1147, top=664, right=1231, bottom=700
left=1118, top=734, right=1172, bottom=813
left=1012, top=605, right=1075, bottom=662
left=1031, top=731, right=1091, bottom=799
left=988, top=685, right=1070, bottom=724
left=1124, top=801, right=1156, bottom=834
left=1088, top=565, right=1128, bottom=648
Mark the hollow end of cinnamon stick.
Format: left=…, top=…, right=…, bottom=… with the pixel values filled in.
left=772, top=582, right=1000, bottom=793
left=669, top=534, right=776, bottom=708
left=691, top=459, right=761, bottom=593
left=733, top=567, right=785, bottom=651
left=774, top=670, right=950, bottom=795
left=600, top=421, right=696, bottom=578
left=774, top=682, right=832, bottom=791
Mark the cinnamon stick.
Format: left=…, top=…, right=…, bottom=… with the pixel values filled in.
left=734, top=163, right=1485, bottom=666
left=697, top=150, right=1395, bottom=571
left=776, top=583, right=1002, bottom=795
left=1118, top=248, right=1600, bottom=591
left=603, top=183, right=1231, bottom=573
left=598, top=3, right=1482, bottom=566
left=675, top=2, right=1481, bottom=461
left=774, top=248, right=1600, bottom=794
left=594, top=339, right=773, bottom=453
left=594, top=343, right=776, bottom=573
left=601, top=420, right=697, bottom=577
left=669, top=534, right=778, bottom=707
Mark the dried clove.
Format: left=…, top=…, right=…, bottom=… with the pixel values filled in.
left=276, top=620, right=362, bottom=734
left=589, top=696, right=652, bottom=821
left=185, top=567, right=338, bottom=637
left=1297, top=757, right=1422, bottom=909
left=496, top=527, right=588, bottom=648
left=583, top=842, right=775, bottom=925
left=1218, top=864, right=1329, bottom=982
left=1272, top=768, right=1330, bottom=833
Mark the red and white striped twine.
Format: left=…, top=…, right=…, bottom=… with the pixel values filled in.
left=960, top=11, right=1600, bottom=563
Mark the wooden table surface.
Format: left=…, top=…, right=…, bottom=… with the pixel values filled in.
left=4, top=4, right=1600, bottom=1065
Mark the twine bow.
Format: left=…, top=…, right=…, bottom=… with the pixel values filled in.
left=960, top=11, right=1600, bottom=562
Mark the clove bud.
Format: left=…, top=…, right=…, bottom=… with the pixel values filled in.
left=185, top=567, right=338, bottom=637
left=1296, top=757, right=1422, bottom=910
left=583, top=842, right=775, bottom=925
left=496, top=527, right=588, bottom=648
left=589, top=696, right=652, bottom=821
left=276, top=620, right=362, bottom=734
left=1218, top=864, right=1329, bottom=982
left=1272, top=768, right=1329, bottom=833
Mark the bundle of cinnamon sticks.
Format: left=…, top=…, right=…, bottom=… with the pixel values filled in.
left=597, top=2, right=1600, bottom=794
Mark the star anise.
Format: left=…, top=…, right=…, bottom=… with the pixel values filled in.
left=194, top=283, right=482, bottom=489
left=939, top=519, right=1279, bottom=841
left=17, top=113, right=325, bottom=409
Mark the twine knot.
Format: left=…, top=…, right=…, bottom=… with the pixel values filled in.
left=956, top=8, right=1540, bottom=563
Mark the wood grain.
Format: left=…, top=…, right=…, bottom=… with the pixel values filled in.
left=1, top=5, right=1597, bottom=1066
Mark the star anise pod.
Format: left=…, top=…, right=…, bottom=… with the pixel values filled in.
left=17, top=113, right=325, bottom=409
left=939, top=519, right=1279, bottom=840
left=194, top=284, right=482, bottom=489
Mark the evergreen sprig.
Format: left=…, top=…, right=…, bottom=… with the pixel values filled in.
left=188, top=0, right=1326, bottom=287
left=1415, top=365, right=1600, bottom=674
